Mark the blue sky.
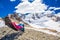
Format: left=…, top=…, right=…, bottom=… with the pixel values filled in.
left=43, top=0, right=60, bottom=7
left=0, top=0, right=60, bottom=18
left=0, top=0, right=21, bottom=18
left=42, top=0, right=60, bottom=13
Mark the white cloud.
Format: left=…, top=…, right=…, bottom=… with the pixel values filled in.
left=15, top=0, right=48, bottom=14
left=22, top=0, right=28, bottom=2
left=10, top=0, right=16, bottom=2
left=15, top=0, right=60, bottom=14
left=49, top=7, right=55, bottom=10
left=48, top=7, right=60, bottom=10
left=54, top=7, right=60, bottom=10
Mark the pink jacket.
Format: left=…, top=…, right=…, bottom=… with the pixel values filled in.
left=11, top=22, right=23, bottom=30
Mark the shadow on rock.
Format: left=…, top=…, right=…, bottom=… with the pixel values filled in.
left=0, top=32, right=23, bottom=40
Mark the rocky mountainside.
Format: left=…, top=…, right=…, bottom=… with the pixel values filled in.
left=0, top=13, right=60, bottom=33
left=0, top=13, right=60, bottom=40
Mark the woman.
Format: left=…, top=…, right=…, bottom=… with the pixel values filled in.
left=5, top=16, right=24, bottom=32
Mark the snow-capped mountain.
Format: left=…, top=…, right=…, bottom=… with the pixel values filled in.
left=21, top=12, right=59, bottom=27
left=19, top=12, right=60, bottom=36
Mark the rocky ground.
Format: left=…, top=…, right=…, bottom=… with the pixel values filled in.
left=0, top=26, right=60, bottom=40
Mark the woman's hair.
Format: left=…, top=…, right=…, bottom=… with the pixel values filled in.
left=5, top=17, right=11, bottom=23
